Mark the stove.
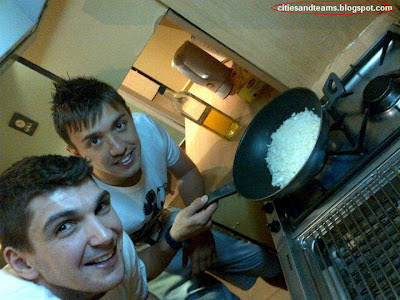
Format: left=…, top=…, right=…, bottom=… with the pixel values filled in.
left=266, top=24, right=400, bottom=299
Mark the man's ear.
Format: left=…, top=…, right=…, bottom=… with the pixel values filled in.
left=3, top=247, right=39, bottom=281
left=66, top=145, right=81, bottom=157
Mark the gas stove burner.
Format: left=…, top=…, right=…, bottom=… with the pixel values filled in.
left=363, top=73, right=400, bottom=113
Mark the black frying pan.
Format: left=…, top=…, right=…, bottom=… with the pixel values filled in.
left=206, top=73, right=345, bottom=205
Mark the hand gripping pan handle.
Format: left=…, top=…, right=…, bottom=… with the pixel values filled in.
left=205, top=182, right=237, bottom=207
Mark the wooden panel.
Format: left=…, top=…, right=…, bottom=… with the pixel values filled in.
left=122, top=69, right=160, bottom=100
left=160, top=0, right=379, bottom=88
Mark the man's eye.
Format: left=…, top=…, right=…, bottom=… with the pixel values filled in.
left=91, top=138, right=99, bottom=145
left=95, top=201, right=111, bottom=215
left=116, top=121, right=126, bottom=130
left=55, top=221, right=74, bottom=235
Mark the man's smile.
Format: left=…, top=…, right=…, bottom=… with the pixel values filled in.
left=114, top=151, right=134, bottom=167
left=84, top=245, right=118, bottom=269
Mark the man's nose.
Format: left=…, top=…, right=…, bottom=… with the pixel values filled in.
left=86, top=216, right=114, bottom=247
left=108, top=135, right=125, bottom=157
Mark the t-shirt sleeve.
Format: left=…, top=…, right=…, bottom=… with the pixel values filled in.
left=158, top=123, right=180, bottom=167
left=135, top=113, right=180, bottom=167
left=0, top=266, right=61, bottom=299
left=120, top=231, right=148, bottom=299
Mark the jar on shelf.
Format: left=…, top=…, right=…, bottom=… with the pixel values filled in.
left=230, top=63, right=266, bottom=103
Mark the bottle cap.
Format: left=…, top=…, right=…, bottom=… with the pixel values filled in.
left=158, top=85, right=166, bottom=95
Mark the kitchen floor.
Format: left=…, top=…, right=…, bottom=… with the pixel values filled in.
left=221, top=277, right=292, bottom=300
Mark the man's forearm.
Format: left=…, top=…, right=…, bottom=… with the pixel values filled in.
left=177, top=167, right=204, bottom=206
left=138, top=237, right=177, bottom=280
left=168, top=149, right=205, bottom=206
left=138, top=196, right=217, bottom=280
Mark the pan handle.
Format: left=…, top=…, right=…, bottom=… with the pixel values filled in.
left=322, top=73, right=346, bottom=110
left=206, top=182, right=237, bottom=206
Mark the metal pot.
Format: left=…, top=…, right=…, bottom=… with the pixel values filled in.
left=206, top=73, right=345, bottom=205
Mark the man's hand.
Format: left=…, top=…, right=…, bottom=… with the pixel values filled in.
left=138, top=196, right=216, bottom=281
left=170, top=195, right=217, bottom=242
left=182, top=230, right=216, bottom=276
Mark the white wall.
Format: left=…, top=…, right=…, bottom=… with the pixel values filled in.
left=0, top=62, right=67, bottom=172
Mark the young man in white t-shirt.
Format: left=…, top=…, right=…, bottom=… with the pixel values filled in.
left=51, top=77, right=286, bottom=299
left=0, top=155, right=216, bottom=299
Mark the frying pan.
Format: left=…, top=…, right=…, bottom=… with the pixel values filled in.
left=206, top=73, right=345, bottom=205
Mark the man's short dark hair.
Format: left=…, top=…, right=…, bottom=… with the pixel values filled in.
left=51, top=76, right=130, bottom=146
left=0, top=155, right=92, bottom=251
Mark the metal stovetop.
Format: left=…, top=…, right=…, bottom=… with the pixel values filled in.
left=267, top=24, right=400, bottom=299
left=274, top=24, right=400, bottom=229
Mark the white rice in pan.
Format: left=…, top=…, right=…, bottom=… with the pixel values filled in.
left=265, top=108, right=321, bottom=189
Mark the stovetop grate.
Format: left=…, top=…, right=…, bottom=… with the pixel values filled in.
left=301, top=148, right=400, bottom=299
left=276, top=26, right=400, bottom=228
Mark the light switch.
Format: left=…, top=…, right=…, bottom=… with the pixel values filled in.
left=8, top=113, right=38, bottom=136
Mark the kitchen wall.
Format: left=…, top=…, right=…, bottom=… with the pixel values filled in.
left=21, top=0, right=167, bottom=89
left=0, top=61, right=63, bottom=173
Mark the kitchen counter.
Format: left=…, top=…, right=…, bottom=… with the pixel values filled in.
left=184, top=83, right=279, bottom=246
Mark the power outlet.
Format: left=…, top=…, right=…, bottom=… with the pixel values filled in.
left=8, top=113, right=39, bottom=136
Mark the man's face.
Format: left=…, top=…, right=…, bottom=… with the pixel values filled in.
left=68, top=104, right=141, bottom=187
left=24, top=179, right=124, bottom=297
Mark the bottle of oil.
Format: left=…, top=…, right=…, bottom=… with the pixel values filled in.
left=159, top=86, right=239, bottom=140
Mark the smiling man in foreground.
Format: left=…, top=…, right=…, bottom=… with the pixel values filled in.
left=0, top=155, right=216, bottom=299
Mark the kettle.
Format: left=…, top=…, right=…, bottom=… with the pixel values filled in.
left=172, top=41, right=233, bottom=99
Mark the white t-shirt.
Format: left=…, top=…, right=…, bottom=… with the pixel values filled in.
left=94, top=113, right=180, bottom=235
left=0, top=232, right=148, bottom=299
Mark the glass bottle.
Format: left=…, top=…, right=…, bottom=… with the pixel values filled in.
left=159, top=86, right=239, bottom=140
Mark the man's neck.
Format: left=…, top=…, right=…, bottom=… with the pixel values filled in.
left=94, top=169, right=142, bottom=187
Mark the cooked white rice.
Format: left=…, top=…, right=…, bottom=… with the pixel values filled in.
left=265, top=108, right=320, bottom=189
